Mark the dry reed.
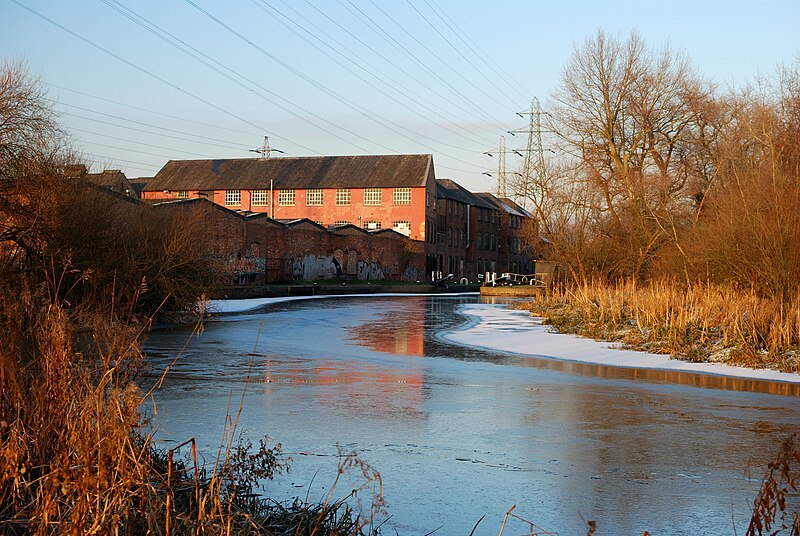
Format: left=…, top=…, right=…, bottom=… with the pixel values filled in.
left=526, top=279, right=800, bottom=372
left=0, top=287, right=384, bottom=535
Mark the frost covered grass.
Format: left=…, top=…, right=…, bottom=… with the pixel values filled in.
left=523, top=280, right=800, bottom=373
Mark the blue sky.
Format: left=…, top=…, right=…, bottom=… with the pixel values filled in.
left=2, top=0, right=798, bottom=190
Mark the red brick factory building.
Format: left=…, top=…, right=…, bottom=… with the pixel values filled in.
left=138, top=154, right=541, bottom=284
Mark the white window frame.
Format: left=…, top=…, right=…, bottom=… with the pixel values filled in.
left=392, top=221, right=411, bottom=236
left=363, top=220, right=381, bottom=230
left=393, top=187, right=411, bottom=205
left=335, top=188, right=351, bottom=206
left=225, top=189, right=241, bottom=206
left=251, top=189, right=269, bottom=206
left=364, top=188, right=382, bottom=206
left=333, top=220, right=351, bottom=226
left=278, top=189, right=295, bottom=206
left=174, top=190, right=188, bottom=199
left=306, top=189, right=324, bottom=206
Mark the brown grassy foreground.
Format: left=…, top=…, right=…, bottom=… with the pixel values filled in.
left=0, top=296, right=385, bottom=535
left=0, top=59, right=376, bottom=536
left=524, top=279, right=800, bottom=372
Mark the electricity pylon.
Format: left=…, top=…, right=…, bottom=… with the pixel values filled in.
left=249, top=136, right=285, bottom=158
left=508, top=98, right=549, bottom=208
left=484, top=135, right=524, bottom=198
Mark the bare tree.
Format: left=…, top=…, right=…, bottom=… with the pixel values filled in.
left=544, top=30, right=712, bottom=279
left=0, top=59, right=223, bottom=319
left=0, top=59, right=66, bottom=178
left=0, top=59, right=75, bottom=269
left=690, top=60, right=800, bottom=300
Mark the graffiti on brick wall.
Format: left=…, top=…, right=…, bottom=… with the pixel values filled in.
left=227, top=255, right=265, bottom=275
left=287, top=254, right=392, bottom=281
left=226, top=255, right=266, bottom=285
left=403, top=263, right=422, bottom=281
left=357, top=260, right=384, bottom=280
left=292, top=254, right=338, bottom=281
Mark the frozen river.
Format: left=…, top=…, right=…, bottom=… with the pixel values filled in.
left=143, top=295, right=800, bottom=535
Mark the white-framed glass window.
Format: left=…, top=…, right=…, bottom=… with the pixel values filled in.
left=306, top=189, right=324, bottom=206
left=335, top=188, right=350, bottom=206
left=363, top=220, right=381, bottom=230
left=392, top=221, right=411, bottom=236
left=333, top=220, right=351, bottom=226
left=364, top=188, right=382, bottom=205
left=225, top=189, right=241, bottom=206
left=393, top=187, right=411, bottom=205
left=174, top=190, right=188, bottom=199
left=251, top=189, right=269, bottom=206
left=278, top=189, right=295, bottom=206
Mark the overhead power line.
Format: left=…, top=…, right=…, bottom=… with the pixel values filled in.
left=421, top=0, right=531, bottom=101
left=8, top=0, right=320, bottom=156
left=252, top=0, right=493, bottom=149
left=58, top=102, right=254, bottom=150
left=372, top=0, right=520, bottom=111
left=279, top=0, right=495, bottom=146
left=80, top=139, right=185, bottom=161
left=48, top=82, right=262, bottom=139
left=81, top=151, right=163, bottom=172
left=98, top=0, right=382, bottom=154
left=334, top=0, right=508, bottom=132
left=70, top=126, right=221, bottom=159
left=180, top=0, right=484, bottom=168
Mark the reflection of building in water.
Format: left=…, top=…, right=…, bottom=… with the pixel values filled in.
left=348, top=298, right=426, bottom=357
left=265, top=358, right=426, bottom=419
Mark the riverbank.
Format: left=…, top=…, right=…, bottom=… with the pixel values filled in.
left=219, top=281, right=480, bottom=299
left=443, top=303, right=800, bottom=384
left=519, top=281, right=800, bottom=374
left=207, top=292, right=479, bottom=313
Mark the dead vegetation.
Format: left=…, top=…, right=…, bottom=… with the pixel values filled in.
left=525, top=279, right=800, bottom=372
left=0, top=299, right=384, bottom=535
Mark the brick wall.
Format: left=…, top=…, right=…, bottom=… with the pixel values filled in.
left=160, top=199, right=425, bottom=284
left=146, top=186, right=433, bottom=242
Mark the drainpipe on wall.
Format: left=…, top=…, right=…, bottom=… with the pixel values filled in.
left=466, top=204, right=471, bottom=248
left=270, top=179, right=274, bottom=218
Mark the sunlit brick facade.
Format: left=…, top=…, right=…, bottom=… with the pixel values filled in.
left=141, top=154, right=437, bottom=242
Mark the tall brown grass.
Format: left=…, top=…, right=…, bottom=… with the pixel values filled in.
left=0, top=284, right=385, bottom=535
left=528, top=279, right=800, bottom=372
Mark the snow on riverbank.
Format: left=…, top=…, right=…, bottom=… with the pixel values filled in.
left=444, top=303, right=800, bottom=384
